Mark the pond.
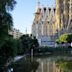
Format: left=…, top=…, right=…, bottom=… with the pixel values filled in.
left=36, top=56, right=72, bottom=72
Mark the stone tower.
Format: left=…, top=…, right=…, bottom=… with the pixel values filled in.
left=67, top=0, right=72, bottom=32
left=56, top=0, right=72, bottom=34
left=63, top=0, right=69, bottom=30
left=55, top=0, right=62, bottom=29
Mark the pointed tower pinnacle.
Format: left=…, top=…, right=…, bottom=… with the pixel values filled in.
left=25, top=28, right=27, bottom=34
left=35, top=0, right=41, bottom=12
left=37, top=0, right=40, bottom=8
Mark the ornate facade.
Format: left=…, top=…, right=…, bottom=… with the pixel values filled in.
left=55, top=0, right=72, bottom=34
left=32, top=1, right=56, bottom=46
left=32, top=0, right=72, bottom=46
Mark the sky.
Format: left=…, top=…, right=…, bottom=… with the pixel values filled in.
left=11, top=0, right=55, bottom=34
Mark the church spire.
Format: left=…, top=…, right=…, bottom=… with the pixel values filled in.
left=35, top=0, right=41, bottom=13
left=25, top=27, right=27, bottom=34
left=37, top=0, right=40, bottom=8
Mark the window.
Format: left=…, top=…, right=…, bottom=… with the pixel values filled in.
left=44, top=7, right=46, bottom=12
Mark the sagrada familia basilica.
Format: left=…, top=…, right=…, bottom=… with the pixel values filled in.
left=32, top=0, right=72, bottom=46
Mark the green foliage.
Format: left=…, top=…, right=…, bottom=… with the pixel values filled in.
left=0, top=0, right=16, bottom=11
left=16, top=39, right=23, bottom=55
left=0, top=0, right=16, bottom=46
left=0, top=37, right=18, bottom=66
left=0, top=13, right=13, bottom=45
left=56, top=59, right=72, bottom=71
left=0, top=0, right=17, bottom=64
left=18, top=34, right=39, bottom=54
left=56, top=33, right=72, bottom=44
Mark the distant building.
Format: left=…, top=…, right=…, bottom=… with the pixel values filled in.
left=9, top=28, right=23, bottom=39
left=32, top=1, right=56, bottom=46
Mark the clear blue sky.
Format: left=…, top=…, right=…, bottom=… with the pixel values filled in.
left=11, top=0, right=55, bottom=34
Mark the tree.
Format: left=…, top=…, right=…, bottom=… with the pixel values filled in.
left=19, top=34, right=31, bottom=54
left=0, top=37, right=18, bottom=72
left=0, top=0, right=16, bottom=11
left=0, top=13, right=13, bottom=45
left=16, top=39, right=23, bottom=55
left=32, top=36, right=39, bottom=48
left=0, top=0, right=16, bottom=47
left=0, top=0, right=16, bottom=32
left=0, top=0, right=16, bottom=71
left=56, top=33, right=72, bottom=44
left=19, top=34, right=39, bottom=54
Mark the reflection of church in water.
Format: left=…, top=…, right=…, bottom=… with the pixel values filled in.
left=32, top=1, right=56, bottom=46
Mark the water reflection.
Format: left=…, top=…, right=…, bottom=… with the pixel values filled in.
left=36, top=56, right=72, bottom=72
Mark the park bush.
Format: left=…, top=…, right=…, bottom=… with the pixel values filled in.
left=56, top=33, right=72, bottom=44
